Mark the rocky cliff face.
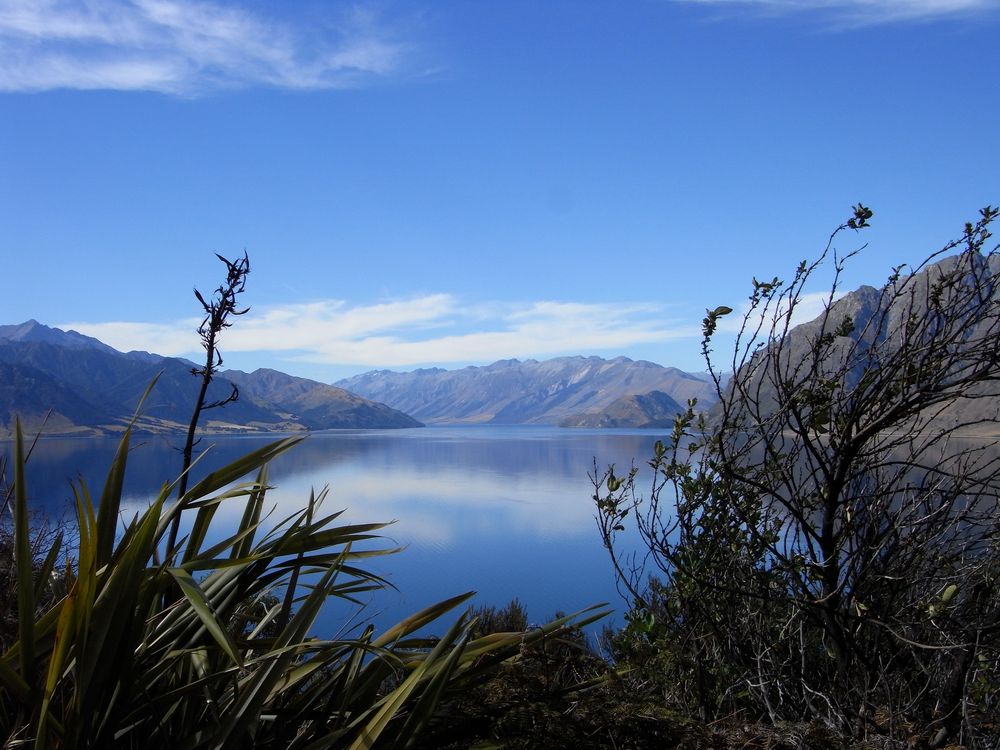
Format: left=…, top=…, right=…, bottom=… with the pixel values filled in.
left=717, top=250, right=1000, bottom=436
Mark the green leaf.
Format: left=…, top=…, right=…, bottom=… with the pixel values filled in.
left=33, top=530, right=63, bottom=602
left=370, top=613, right=471, bottom=749
left=373, top=592, right=475, bottom=648
left=96, top=429, right=131, bottom=567
left=166, top=568, right=243, bottom=667
left=36, top=586, right=77, bottom=749
left=231, top=465, right=269, bottom=560
left=180, top=436, right=304, bottom=504
left=13, top=420, right=37, bottom=696
left=940, top=584, right=958, bottom=604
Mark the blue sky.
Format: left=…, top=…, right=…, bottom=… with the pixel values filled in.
left=1, top=0, right=997, bottom=381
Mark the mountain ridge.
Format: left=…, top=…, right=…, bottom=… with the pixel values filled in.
left=223, top=368, right=421, bottom=429
left=714, top=250, right=1000, bottom=436
left=0, top=321, right=720, bottom=434
left=559, top=389, right=687, bottom=428
left=0, top=321, right=421, bottom=437
left=336, top=356, right=716, bottom=425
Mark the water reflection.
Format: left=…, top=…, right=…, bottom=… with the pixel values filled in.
left=2, top=426, right=658, bottom=632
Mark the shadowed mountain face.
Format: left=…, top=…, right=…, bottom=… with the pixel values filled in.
left=719, top=250, right=1000, bottom=435
left=0, top=320, right=122, bottom=355
left=559, top=390, right=686, bottom=428
left=0, top=360, right=110, bottom=435
left=0, top=321, right=421, bottom=436
left=335, top=357, right=716, bottom=425
left=222, top=369, right=422, bottom=429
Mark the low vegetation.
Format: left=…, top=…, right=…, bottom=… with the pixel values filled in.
left=597, top=205, right=1000, bottom=748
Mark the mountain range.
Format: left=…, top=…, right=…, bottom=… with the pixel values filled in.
left=0, top=321, right=420, bottom=437
left=335, top=357, right=717, bottom=425
left=0, top=321, right=714, bottom=437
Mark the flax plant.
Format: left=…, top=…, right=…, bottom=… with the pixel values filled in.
left=1, top=412, right=607, bottom=748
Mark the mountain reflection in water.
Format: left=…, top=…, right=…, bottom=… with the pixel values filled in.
left=3, top=425, right=659, bottom=635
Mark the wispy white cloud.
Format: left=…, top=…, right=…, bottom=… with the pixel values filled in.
left=0, top=0, right=417, bottom=94
left=61, top=294, right=697, bottom=369
left=716, top=290, right=845, bottom=336
left=674, top=0, right=999, bottom=25
left=200, top=464, right=600, bottom=544
left=65, top=319, right=202, bottom=356
left=137, top=452, right=602, bottom=546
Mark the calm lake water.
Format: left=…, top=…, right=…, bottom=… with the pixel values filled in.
left=3, top=425, right=659, bottom=637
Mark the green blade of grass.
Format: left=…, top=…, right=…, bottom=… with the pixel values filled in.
left=398, top=620, right=472, bottom=748
left=373, top=592, right=475, bottom=648
left=347, top=612, right=470, bottom=750
left=75, top=492, right=167, bottom=708
left=96, top=429, right=131, bottom=567
left=232, top=465, right=268, bottom=560
left=33, top=530, right=63, bottom=602
left=95, top=375, right=160, bottom=565
left=13, top=420, right=37, bottom=695
left=36, top=586, right=77, bottom=750
left=180, top=497, right=221, bottom=565
left=0, top=654, right=32, bottom=704
left=166, top=567, right=243, bottom=667
left=181, top=436, right=304, bottom=504
left=212, top=562, right=342, bottom=749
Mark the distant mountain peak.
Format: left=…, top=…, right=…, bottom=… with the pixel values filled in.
left=0, top=321, right=424, bottom=436
left=0, top=319, right=44, bottom=339
left=0, top=319, right=120, bottom=355
left=335, top=355, right=717, bottom=425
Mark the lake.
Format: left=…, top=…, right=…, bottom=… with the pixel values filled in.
left=3, top=425, right=660, bottom=637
